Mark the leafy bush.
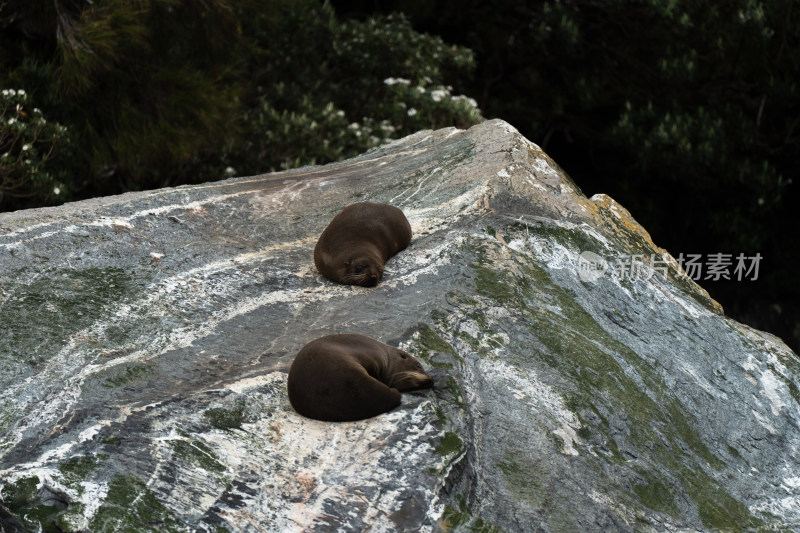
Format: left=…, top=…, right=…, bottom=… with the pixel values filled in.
left=0, top=0, right=482, bottom=210
left=0, top=89, right=71, bottom=207
left=218, top=4, right=480, bottom=177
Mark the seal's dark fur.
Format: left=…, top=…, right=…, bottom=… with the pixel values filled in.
left=314, top=202, right=412, bottom=287
left=287, top=334, right=433, bottom=422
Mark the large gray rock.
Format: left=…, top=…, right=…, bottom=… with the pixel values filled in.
left=0, top=119, right=798, bottom=532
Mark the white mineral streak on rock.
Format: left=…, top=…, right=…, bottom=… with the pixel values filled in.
left=487, top=360, right=582, bottom=456
left=0, top=234, right=367, bottom=454
left=741, top=350, right=791, bottom=418
left=10, top=280, right=311, bottom=411
left=591, top=194, right=631, bottom=220
left=782, top=476, right=800, bottom=489
left=648, top=276, right=715, bottom=320
left=404, top=181, right=489, bottom=233
left=5, top=370, right=441, bottom=530
left=251, top=179, right=314, bottom=209
left=759, top=370, right=786, bottom=416
left=223, top=373, right=276, bottom=393
left=514, top=234, right=576, bottom=272
left=750, top=409, right=778, bottom=435
left=94, top=216, right=133, bottom=229
left=528, top=157, right=561, bottom=184
left=0, top=462, right=110, bottom=524
left=82, top=481, right=110, bottom=517
left=678, top=363, right=718, bottom=398
left=527, top=171, right=548, bottom=192
left=753, top=495, right=800, bottom=524
left=736, top=325, right=799, bottom=420
left=505, top=223, right=715, bottom=323
left=151, top=373, right=442, bottom=532
left=393, top=167, right=443, bottom=206
left=386, top=236, right=465, bottom=289
left=496, top=121, right=519, bottom=135
left=0, top=189, right=259, bottom=247
left=752, top=463, right=800, bottom=524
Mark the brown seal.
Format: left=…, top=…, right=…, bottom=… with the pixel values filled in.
left=314, top=202, right=412, bottom=287
left=287, top=334, right=433, bottom=422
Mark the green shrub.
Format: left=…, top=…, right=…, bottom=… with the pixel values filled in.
left=0, top=88, right=72, bottom=208
left=0, top=1, right=482, bottom=209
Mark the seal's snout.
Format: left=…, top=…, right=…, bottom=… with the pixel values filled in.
left=361, top=271, right=380, bottom=287
left=390, top=371, right=434, bottom=391
left=418, top=375, right=434, bottom=389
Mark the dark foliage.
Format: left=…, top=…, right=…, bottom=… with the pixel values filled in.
left=335, top=0, right=800, bottom=351
left=0, top=0, right=480, bottom=208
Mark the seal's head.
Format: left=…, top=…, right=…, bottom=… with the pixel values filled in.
left=342, top=257, right=384, bottom=287
left=386, top=350, right=434, bottom=391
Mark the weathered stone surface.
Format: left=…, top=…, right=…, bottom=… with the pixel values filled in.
left=1, top=119, right=799, bottom=532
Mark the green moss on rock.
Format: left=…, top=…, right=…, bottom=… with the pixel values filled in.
left=204, top=401, right=248, bottom=431
left=0, top=476, right=63, bottom=533
left=446, top=376, right=467, bottom=409
left=632, top=473, right=679, bottom=517
left=58, top=454, right=107, bottom=492
left=171, top=438, right=225, bottom=472
left=1, top=475, right=39, bottom=510
left=0, top=267, right=134, bottom=367
left=415, top=323, right=462, bottom=366
left=460, top=231, right=763, bottom=527
left=89, top=474, right=184, bottom=532
left=441, top=494, right=503, bottom=532
left=434, top=431, right=463, bottom=457
left=102, top=363, right=152, bottom=388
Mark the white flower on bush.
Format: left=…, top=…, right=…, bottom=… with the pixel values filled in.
left=452, top=95, right=479, bottom=109
left=431, top=89, right=448, bottom=102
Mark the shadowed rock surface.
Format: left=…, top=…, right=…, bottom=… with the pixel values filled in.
left=1, top=120, right=799, bottom=532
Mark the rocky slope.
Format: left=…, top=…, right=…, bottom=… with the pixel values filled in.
left=1, top=120, right=798, bottom=532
